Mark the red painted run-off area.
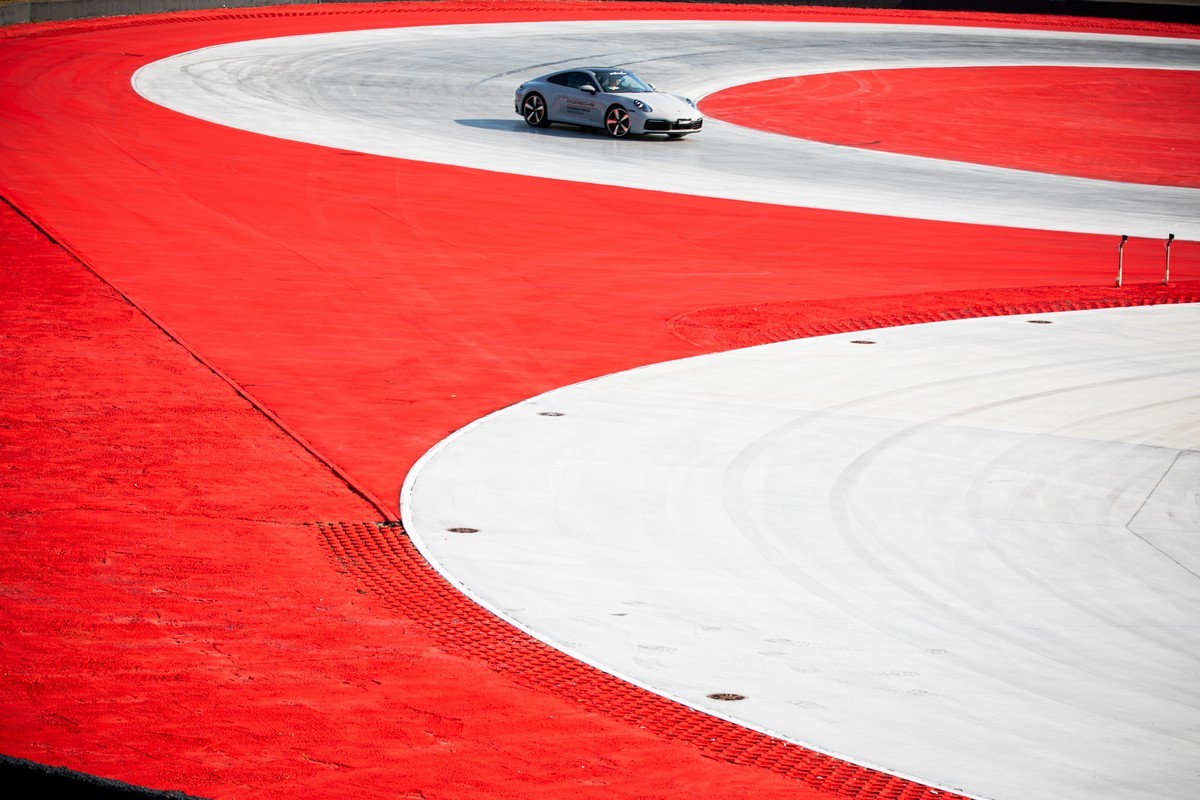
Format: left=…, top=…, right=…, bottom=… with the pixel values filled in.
left=701, top=66, right=1200, bottom=187
left=1, top=3, right=1197, bottom=800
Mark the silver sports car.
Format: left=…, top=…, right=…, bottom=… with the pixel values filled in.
left=515, top=67, right=703, bottom=138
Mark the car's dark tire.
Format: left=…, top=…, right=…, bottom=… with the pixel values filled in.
left=522, top=93, right=550, bottom=128
left=605, top=105, right=632, bottom=138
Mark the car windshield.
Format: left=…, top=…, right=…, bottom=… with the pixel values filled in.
left=593, top=70, right=653, bottom=94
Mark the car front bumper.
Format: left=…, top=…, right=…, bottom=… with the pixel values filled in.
left=640, top=117, right=703, bottom=134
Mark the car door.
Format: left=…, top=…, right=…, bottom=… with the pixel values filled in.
left=548, top=71, right=602, bottom=127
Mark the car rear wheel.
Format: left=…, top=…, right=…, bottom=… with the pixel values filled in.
left=605, top=106, right=632, bottom=138
left=522, top=93, right=550, bottom=128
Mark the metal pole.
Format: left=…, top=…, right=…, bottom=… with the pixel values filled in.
left=1164, top=233, right=1175, bottom=285
left=1116, top=234, right=1127, bottom=288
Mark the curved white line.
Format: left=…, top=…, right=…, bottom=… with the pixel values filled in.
left=132, top=20, right=1200, bottom=237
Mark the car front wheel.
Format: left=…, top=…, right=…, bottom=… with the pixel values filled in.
left=605, top=106, right=632, bottom=138
left=522, top=93, right=550, bottom=128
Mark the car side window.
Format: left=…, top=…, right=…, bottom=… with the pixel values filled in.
left=546, top=73, right=570, bottom=87
left=565, top=72, right=597, bottom=91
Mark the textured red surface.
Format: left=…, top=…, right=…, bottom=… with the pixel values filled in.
left=1, top=3, right=1198, bottom=799
left=671, top=281, right=1200, bottom=348
left=0, top=201, right=829, bottom=800
left=701, top=66, right=1200, bottom=187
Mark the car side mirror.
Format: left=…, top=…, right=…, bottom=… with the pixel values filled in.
left=648, top=84, right=656, bottom=91
left=580, top=85, right=597, bottom=94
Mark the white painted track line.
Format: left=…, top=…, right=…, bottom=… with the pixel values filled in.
left=403, top=305, right=1200, bottom=800
left=133, top=21, right=1200, bottom=237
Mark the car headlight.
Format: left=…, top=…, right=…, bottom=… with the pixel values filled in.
left=633, top=99, right=653, bottom=112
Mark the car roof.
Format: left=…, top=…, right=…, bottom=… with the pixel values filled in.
left=551, top=67, right=626, bottom=75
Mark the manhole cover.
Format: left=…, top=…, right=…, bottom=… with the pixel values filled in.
left=707, top=692, right=746, bottom=701
left=447, top=527, right=479, bottom=534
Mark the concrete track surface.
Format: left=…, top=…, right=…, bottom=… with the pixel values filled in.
left=406, top=304, right=1200, bottom=800
left=133, top=20, right=1200, bottom=237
